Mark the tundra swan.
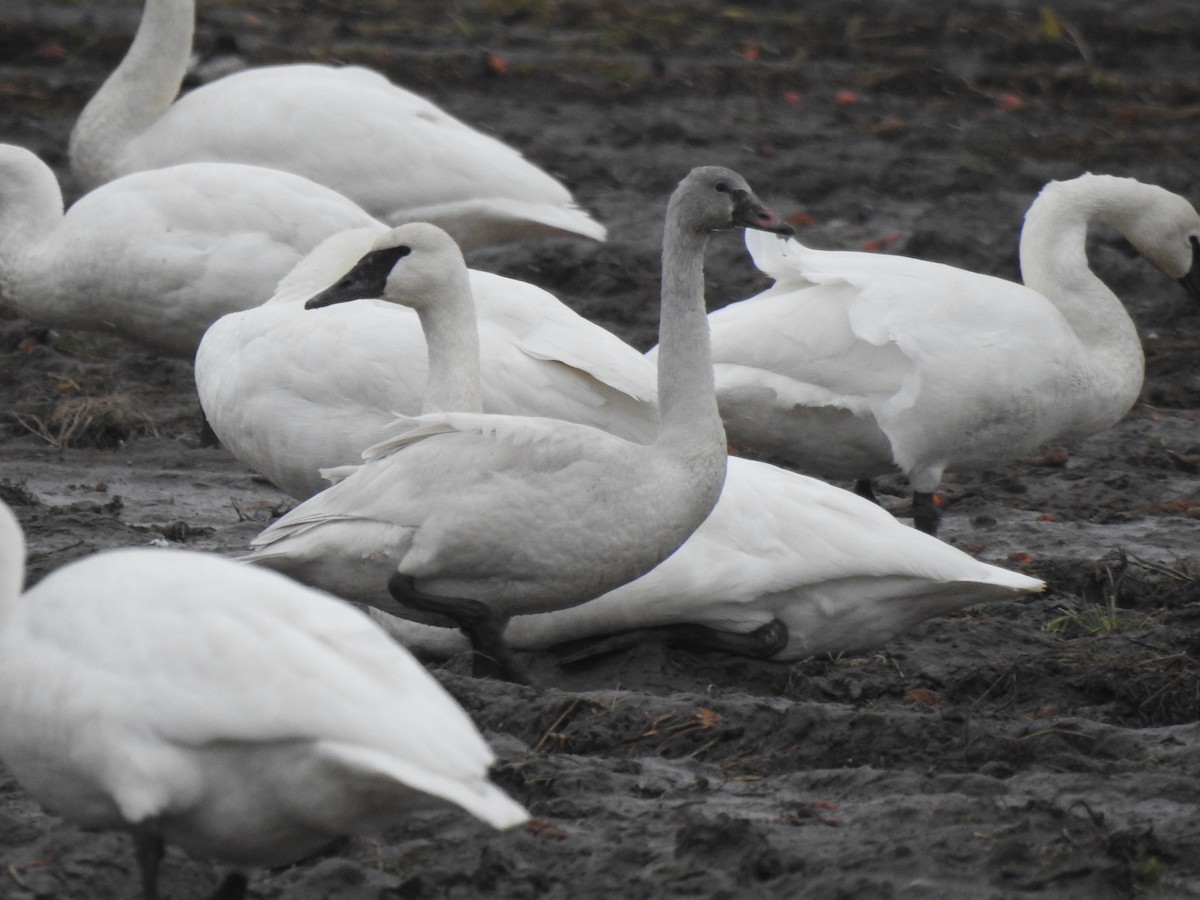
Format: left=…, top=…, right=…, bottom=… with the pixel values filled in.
left=0, top=143, right=381, bottom=358
left=701, top=174, right=1200, bottom=533
left=245, top=167, right=794, bottom=681
left=68, top=0, right=605, bottom=251
left=195, top=226, right=657, bottom=500
left=232, top=222, right=1043, bottom=664
left=0, top=500, right=526, bottom=900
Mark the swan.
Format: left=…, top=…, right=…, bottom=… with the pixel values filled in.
left=244, top=167, right=794, bottom=681
left=195, top=226, right=658, bottom=500
left=699, top=174, right=1200, bottom=534
left=68, top=0, right=606, bottom=251
left=367, top=453, right=1046, bottom=663
left=0, top=500, right=527, bottom=900
left=0, top=143, right=383, bottom=359
left=232, top=222, right=1043, bottom=665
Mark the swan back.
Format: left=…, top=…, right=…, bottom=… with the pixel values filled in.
left=0, top=501, right=527, bottom=875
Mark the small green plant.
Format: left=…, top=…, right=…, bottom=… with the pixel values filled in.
left=1043, top=593, right=1124, bottom=637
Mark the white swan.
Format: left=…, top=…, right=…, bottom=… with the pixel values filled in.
left=232, top=222, right=1043, bottom=663
left=196, top=226, right=657, bottom=500
left=701, top=174, right=1200, bottom=533
left=0, top=143, right=383, bottom=359
left=0, top=500, right=527, bottom=900
left=245, top=168, right=794, bottom=681
left=68, top=0, right=605, bottom=251
left=368, top=453, right=1046, bottom=662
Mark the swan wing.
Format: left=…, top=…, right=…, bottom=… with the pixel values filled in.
left=2, top=551, right=512, bottom=822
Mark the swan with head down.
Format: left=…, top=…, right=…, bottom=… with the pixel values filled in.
left=696, top=174, right=1200, bottom=534
left=0, top=143, right=382, bottom=359
left=0, top=500, right=526, bottom=900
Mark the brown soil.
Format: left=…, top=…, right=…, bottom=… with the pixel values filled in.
left=2, top=1, right=1200, bottom=897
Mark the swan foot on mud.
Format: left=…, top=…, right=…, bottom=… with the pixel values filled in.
left=387, top=573, right=531, bottom=685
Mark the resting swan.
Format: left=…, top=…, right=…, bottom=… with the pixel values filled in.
left=368, top=452, right=1046, bottom=663
left=196, top=226, right=657, bottom=500
left=0, top=500, right=527, bottom=900
left=69, top=0, right=605, bottom=251
left=245, top=167, right=794, bottom=681
left=701, top=174, right=1200, bottom=533
left=0, top=143, right=382, bottom=358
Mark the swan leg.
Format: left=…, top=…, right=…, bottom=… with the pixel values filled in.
left=209, top=873, right=248, bottom=900
left=912, top=491, right=941, bottom=535
left=387, top=573, right=530, bottom=684
left=132, top=822, right=164, bottom=900
left=556, top=619, right=788, bottom=664
left=853, top=479, right=878, bottom=504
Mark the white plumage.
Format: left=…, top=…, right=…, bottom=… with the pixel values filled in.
left=370, top=455, right=1046, bottom=661
left=69, top=0, right=605, bottom=250
left=0, top=500, right=526, bottom=900
left=245, top=169, right=794, bottom=679
left=0, top=143, right=381, bottom=358
left=241, top=215, right=1038, bottom=669
left=700, top=174, right=1200, bottom=533
left=196, top=226, right=657, bottom=500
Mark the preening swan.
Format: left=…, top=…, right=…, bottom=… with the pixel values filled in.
left=245, top=168, right=794, bottom=681
left=0, top=143, right=381, bottom=358
left=368, top=454, right=1046, bottom=663
left=69, top=0, right=606, bottom=251
left=0, top=501, right=527, bottom=900
left=702, top=174, right=1200, bottom=534
left=196, top=226, right=657, bottom=500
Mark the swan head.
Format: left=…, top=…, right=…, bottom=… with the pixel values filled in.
left=1086, top=176, right=1200, bottom=297
left=304, top=223, right=468, bottom=312
left=670, top=166, right=795, bottom=237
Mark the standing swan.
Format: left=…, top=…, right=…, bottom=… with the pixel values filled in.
left=68, top=0, right=606, bottom=251
left=245, top=167, right=794, bottom=681
left=0, top=143, right=382, bottom=358
left=196, top=226, right=658, bottom=500
left=0, top=500, right=527, bottom=900
left=701, top=174, right=1200, bottom=533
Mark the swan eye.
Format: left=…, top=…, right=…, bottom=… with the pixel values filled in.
left=714, top=182, right=730, bottom=193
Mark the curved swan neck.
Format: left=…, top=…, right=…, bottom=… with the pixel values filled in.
left=1019, top=175, right=1143, bottom=349
left=69, top=0, right=194, bottom=188
left=415, top=268, right=484, bottom=415
left=0, top=148, right=64, bottom=312
left=654, top=219, right=724, bottom=451
left=0, top=504, right=26, bottom=614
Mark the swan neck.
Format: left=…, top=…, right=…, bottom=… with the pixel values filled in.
left=69, top=0, right=195, bottom=188
left=1019, top=178, right=1140, bottom=348
left=0, top=505, right=26, bottom=615
left=0, top=153, right=64, bottom=316
left=655, top=225, right=724, bottom=451
left=416, top=271, right=483, bottom=415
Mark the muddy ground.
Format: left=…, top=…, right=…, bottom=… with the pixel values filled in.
left=1, top=0, right=1200, bottom=897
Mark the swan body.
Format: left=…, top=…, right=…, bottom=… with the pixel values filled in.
left=246, top=170, right=794, bottom=678
left=196, top=227, right=657, bottom=500
left=0, top=143, right=382, bottom=358
left=701, top=174, right=1200, bottom=532
left=69, top=0, right=605, bottom=250
left=368, top=455, right=1045, bottom=661
left=0, top=500, right=526, bottom=900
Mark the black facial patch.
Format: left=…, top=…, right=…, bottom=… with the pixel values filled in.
left=305, top=243, right=412, bottom=309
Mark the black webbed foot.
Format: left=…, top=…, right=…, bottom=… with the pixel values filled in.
left=387, top=573, right=531, bottom=685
